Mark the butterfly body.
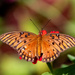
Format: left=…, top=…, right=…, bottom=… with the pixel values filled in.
left=0, top=31, right=75, bottom=63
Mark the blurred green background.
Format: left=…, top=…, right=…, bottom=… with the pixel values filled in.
left=0, top=0, right=75, bottom=75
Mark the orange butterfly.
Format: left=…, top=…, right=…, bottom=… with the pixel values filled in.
left=0, top=30, right=75, bottom=63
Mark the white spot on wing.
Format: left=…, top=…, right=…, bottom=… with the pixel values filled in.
left=19, top=40, right=22, bottom=43
left=22, top=48, right=25, bottom=50
left=25, top=46, right=27, bottom=48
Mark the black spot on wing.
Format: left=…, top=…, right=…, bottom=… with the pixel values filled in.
left=20, top=32, right=24, bottom=36
left=56, top=34, right=59, bottom=38
left=24, top=40, right=26, bottom=43
left=25, top=35, right=27, bottom=37
left=23, top=47, right=25, bottom=50
left=52, top=36, right=54, bottom=39
left=59, top=43, right=61, bottom=45
left=28, top=33, right=30, bottom=36
left=52, top=42, right=54, bottom=45
left=17, top=40, right=19, bottom=43
left=50, top=34, right=52, bottom=37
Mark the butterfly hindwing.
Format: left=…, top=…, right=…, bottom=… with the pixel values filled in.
left=0, top=31, right=38, bottom=62
left=42, top=33, right=75, bottom=62
left=18, top=38, right=38, bottom=62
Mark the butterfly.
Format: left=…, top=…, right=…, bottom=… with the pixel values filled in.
left=0, top=30, right=75, bottom=63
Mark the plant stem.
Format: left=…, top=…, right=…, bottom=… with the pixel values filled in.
left=47, top=62, right=53, bottom=73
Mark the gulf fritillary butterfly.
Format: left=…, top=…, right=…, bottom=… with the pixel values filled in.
left=0, top=30, right=75, bottom=63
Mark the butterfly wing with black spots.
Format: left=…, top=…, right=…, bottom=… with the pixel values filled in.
left=41, top=33, right=75, bottom=62
left=0, top=31, right=38, bottom=62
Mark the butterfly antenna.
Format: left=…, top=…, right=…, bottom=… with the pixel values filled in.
left=30, top=19, right=40, bottom=31
left=42, top=19, right=51, bottom=30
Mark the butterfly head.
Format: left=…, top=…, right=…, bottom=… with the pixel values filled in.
left=39, top=30, right=47, bottom=35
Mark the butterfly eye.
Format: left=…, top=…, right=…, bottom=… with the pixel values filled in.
left=39, top=32, right=42, bottom=36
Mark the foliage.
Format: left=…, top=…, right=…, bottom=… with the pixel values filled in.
left=42, top=54, right=75, bottom=75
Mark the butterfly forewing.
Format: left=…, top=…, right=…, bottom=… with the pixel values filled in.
left=42, top=33, right=75, bottom=62
left=0, top=31, right=38, bottom=62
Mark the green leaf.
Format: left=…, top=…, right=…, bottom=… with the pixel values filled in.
left=42, top=72, right=53, bottom=75
left=61, top=64, right=69, bottom=68
left=54, top=64, right=75, bottom=75
left=67, top=54, right=75, bottom=63
left=62, top=73, right=68, bottom=75
left=47, top=63, right=53, bottom=73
